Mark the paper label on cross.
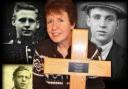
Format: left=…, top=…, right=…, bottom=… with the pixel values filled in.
left=44, top=29, right=111, bottom=89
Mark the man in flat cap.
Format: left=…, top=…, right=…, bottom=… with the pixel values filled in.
left=81, top=2, right=127, bottom=89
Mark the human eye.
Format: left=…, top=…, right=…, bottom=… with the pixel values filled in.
left=93, top=15, right=101, bottom=20
left=47, top=19, right=52, bottom=24
left=19, top=18, right=26, bottom=23
left=17, top=75, right=23, bottom=78
left=58, top=18, right=64, bottom=22
left=106, top=16, right=115, bottom=22
left=25, top=76, right=30, bottom=79
left=29, top=18, right=35, bottom=23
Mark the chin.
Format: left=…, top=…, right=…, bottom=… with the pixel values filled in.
left=52, top=39, right=61, bottom=43
left=96, top=36, right=107, bottom=41
left=50, top=37, right=60, bottom=43
left=52, top=40, right=60, bottom=43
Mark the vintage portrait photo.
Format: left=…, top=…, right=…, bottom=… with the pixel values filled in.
left=2, top=64, right=32, bottom=89
left=2, top=1, right=47, bottom=64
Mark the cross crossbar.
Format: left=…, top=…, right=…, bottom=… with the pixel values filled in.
left=43, top=29, right=111, bottom=89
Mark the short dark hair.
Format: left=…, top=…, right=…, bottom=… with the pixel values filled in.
left=13, top=66, right=31, bottom=79
left=44, top=0, right=77, bottom=25
left=12, top=2, right=39, bottom=20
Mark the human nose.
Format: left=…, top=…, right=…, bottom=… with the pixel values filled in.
left=52, top=21, right=58, bottom=30
left=24, top=20, right=30, bottom=29
left=99, top=18, right=106, bottom=28
left=22, top=77, right=26, bottom=82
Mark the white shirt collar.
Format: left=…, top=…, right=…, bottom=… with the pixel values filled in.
left=100, top=40, right=113, bottom=60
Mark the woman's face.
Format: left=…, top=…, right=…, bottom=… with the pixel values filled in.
left=46, top=10, right=75, bottom=44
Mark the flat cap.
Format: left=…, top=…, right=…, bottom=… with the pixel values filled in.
left=81, top=2, right=127, bottom=19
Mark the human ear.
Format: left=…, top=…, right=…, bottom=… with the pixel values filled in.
left=12, top=17, right=16, bottom=26
left=86, top=15, right=91, bottom=27
left=116, top=20, right=119, bottom=30
left=36, top=21, right=40, bottom=29
left=71, top=22, right=75, bottom=30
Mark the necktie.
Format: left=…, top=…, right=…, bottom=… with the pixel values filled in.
left=91, top=47, right=102, bottom=60
left=97, top=47, right=102, bottom=60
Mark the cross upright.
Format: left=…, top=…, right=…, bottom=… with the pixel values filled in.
left=44, top=29, right=111, bottom=89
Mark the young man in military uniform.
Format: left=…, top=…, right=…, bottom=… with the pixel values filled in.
left=3, top=2, right=41, bottom=64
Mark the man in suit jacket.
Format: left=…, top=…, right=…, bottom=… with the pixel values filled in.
left=81, top=2, right=127, bottom=89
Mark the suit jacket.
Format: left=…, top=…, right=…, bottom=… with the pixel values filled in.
left=104, top=40, right=128, bottom=89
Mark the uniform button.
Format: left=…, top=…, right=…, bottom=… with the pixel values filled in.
left=28, top=56, right=32, bottom=59
left=27, top=48, right=31, bottom=52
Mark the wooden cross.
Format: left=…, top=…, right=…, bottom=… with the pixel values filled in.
left=43, top=29, right=111, bottom=89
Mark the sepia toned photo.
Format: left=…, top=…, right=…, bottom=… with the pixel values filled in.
left=2, top=64, right=32, bottom=89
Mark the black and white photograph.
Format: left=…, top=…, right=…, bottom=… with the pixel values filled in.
left=2, top=1, right=47, bottom=64
left=76, top=1, right=128, bottom=89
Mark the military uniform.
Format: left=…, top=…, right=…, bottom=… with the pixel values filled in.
left=2, top=36, right=37, bottom=64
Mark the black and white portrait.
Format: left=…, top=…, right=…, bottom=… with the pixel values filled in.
left=76, top=1, right=128, bottom=89
left=2, top=1, right=47, bottom=64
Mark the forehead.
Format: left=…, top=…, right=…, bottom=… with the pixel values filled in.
left=90, top=7, right=117, bottom=17
left=16, top=70, right=31, bottom=76
left=15, top=10, right=37, bottom=19
left=47, top=10, right=69, bottom=18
